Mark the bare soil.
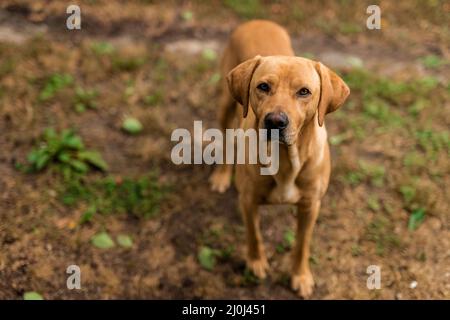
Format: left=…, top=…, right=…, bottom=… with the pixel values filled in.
left=0, top=0, right=449, bottom=299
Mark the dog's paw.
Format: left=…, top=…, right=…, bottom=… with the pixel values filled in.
left=209, top=168, right=231, bottom=193
left=291, top=271, right=315, bottom=299
left=247, top=257, right=270, bottom=279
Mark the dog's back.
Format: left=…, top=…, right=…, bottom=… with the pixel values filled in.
left=222, top=20, right=294, bottom=72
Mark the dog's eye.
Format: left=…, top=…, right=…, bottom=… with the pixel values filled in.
left=257, top=82, right=270, bottom=92
left=297, top=87, right=311, bottom=97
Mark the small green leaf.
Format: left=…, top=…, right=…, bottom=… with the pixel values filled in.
left=35, top=152, right=50, bottom=171
left=198, top=246, right=217, bottom=271
left=144, top=90, right=164, bottom=106
left=122, top=117, right=143, bottom=134
left=408, top=208, right=426, bottom=231
left=24, top=292, right=44, bottom=300
left=181, top=10, right=193, bottom=21
left=91, top=41, right=115, bottom=55
left=283, top=229, right=295, bottom=248
left=400, top=185, right=416, bottom=203
left=117, top=234, right=133, bottom=248
left=202, top=48, right=217, bottom=61
left=91, top=232, right=115, bottom=249
left=329, top=132, right=350, bottom=146
left=80, top=206, right=96, bottom=224
left=78, top=150, right=108, bottom=171
left=75, top=102, right=86, bottom=113
left=62, top=132, right=84, bottom=150
left=367, top=196, right=381, bottom=211
left=208, top=72, right=221, bottom=84
left=69, top=159, right=89, bottom=173
left=57, top=151, right=71, bottom=164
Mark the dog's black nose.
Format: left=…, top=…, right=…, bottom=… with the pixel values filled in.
left=264, top=112, right=289, bottom=130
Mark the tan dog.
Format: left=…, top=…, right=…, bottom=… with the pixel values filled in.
left=209, top=20, right=350, bottom=298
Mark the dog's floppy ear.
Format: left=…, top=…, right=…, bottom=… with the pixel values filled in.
left=315, top=62, right=350, bottom=127
left=226, top=55, right=262, bottom=118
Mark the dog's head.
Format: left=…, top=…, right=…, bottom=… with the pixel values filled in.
left=226, top=55, right=350, bottom=145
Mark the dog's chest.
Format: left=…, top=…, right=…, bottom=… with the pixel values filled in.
left=266, top=146, right=302, bottom=204
left=267, top=179, right=301, bottom=204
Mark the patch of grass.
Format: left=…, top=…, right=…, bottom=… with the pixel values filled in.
left=152, top=57, right=168, bottom=81
left=224, top=0, right=263, bottom=18
left=0, top=56, right=16, bottom=77
left=143, top=89, right=164, bottom=107
left=367, top=196, right=381, bottom=211
left=329, top=131, right=352, bottom=146
left=242, top=268, right=260, bottom=286
left=415, top=129, right=449, bottom=159
left=39, top=73, right=73, bottom=101
left=339, top=22, right=363, bottom=34
left=61, top=172, right=165, bottom=219
left=314, top=18, right=334, bottom=35
left=91, top=41, right=115, bottom=56
left=73, top=87, right=98, bottom=113
left=363, top=98, right=404, bottom=127
left=190, top=57, right=214, bottom=75
left=359, top=161, right=385, bottom=187
left=366, top=217, right=401, bottom=256
left=408, top=98, right=428, bottom=117
left=403, top=151, right=427, bottom=169
left=276, top=228, right=296, bottom=253
left=343, top=160, right=385, bottom=187
left=399, top=185, right=416, bottom=204
left=351, top=244, right=362, bottom=257
left=419, top=54, right=448, bottom=69
left=112, top=56, right=146, bottom=72
left=26, top=128, right=108, bottom=176
left=291, top=5, right=304, bottom=23
left=343, top=70, right=443, bottom=133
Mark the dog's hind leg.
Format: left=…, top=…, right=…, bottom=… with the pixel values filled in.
left=209, top=97, right=235, bottom=192
left=209, top=47, right=237, bottom=193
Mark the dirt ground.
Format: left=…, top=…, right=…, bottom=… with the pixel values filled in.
left=0, top=0, right=449, bottom=299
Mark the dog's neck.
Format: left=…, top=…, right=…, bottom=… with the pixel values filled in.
left=266, top=114, right=322, bottom=204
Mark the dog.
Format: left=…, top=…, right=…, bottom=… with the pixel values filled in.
left=209, top=20, right=350, bottom=298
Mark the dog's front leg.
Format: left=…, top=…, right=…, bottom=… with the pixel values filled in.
left=291, top=197, right=320, bottom=298
left=239, top=193, right=269, bottom=279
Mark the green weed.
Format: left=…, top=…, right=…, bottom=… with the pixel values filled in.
left=73, top=87, right=98, bottom=113
left=39, top=73, right=73, bottom=101
left=26, top=128, right=108, bottom=176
